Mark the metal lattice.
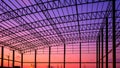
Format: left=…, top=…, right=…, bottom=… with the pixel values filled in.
left=0, top=0, right=120, bottom=54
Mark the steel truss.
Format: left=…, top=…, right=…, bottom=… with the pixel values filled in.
left=0, top=0, right=119, bottom=59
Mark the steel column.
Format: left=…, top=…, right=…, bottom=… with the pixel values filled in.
left=99, top=35, right=100, bottom=68
left=64, top=43, right=66, bottom=68
left=21, top=53, right=23, bottom=68
left=35, top=50, right=37, bottom=68
left=49, top=47, right=51, bottom=68
left=101, top=28, right=104, bottom=68
left=79, top=42, right=81, bottom=68
left=8, top=55, right=10, bottom=67
left=96, top=38, right=98, bottom=68
left=106, top=17, right=108, bottom=68
left=12, top=50, right=15, bottom=68
left=1, top=46, right=4, bottom=67
left=112, top=0, right=116, bottom=68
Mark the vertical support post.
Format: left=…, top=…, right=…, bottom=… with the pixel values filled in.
left=12, top=50, right=15, bottom=68
left=21, top=53, right=23, bottom=68
left=79, top=42, right=81, bottom=68
left=98, top=35, right=100, bottom=68
left=64, top=43, right=66, bottom=68
left=106, top=17, right=108, bottom=68
left=101, top=28, right=104, bottom=68
left=35, top=50, right=37, bottom=68
left=96, top=39, right=98, bottom=68
left=112, top=0, right=116, bottom=68
left=49, top=47, right=51, bottom=68
left=8, top=55, right=10, bottom=67
left=1, top=46, right=4, bottom=67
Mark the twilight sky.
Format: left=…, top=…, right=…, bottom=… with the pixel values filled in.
left=0, top=0, right=120, bottom=68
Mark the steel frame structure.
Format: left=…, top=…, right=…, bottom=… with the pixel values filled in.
left=0, top=0, right=120, bottom=68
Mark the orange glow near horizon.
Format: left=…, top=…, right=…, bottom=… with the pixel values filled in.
left=0, top=46, right=120, bottom=68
